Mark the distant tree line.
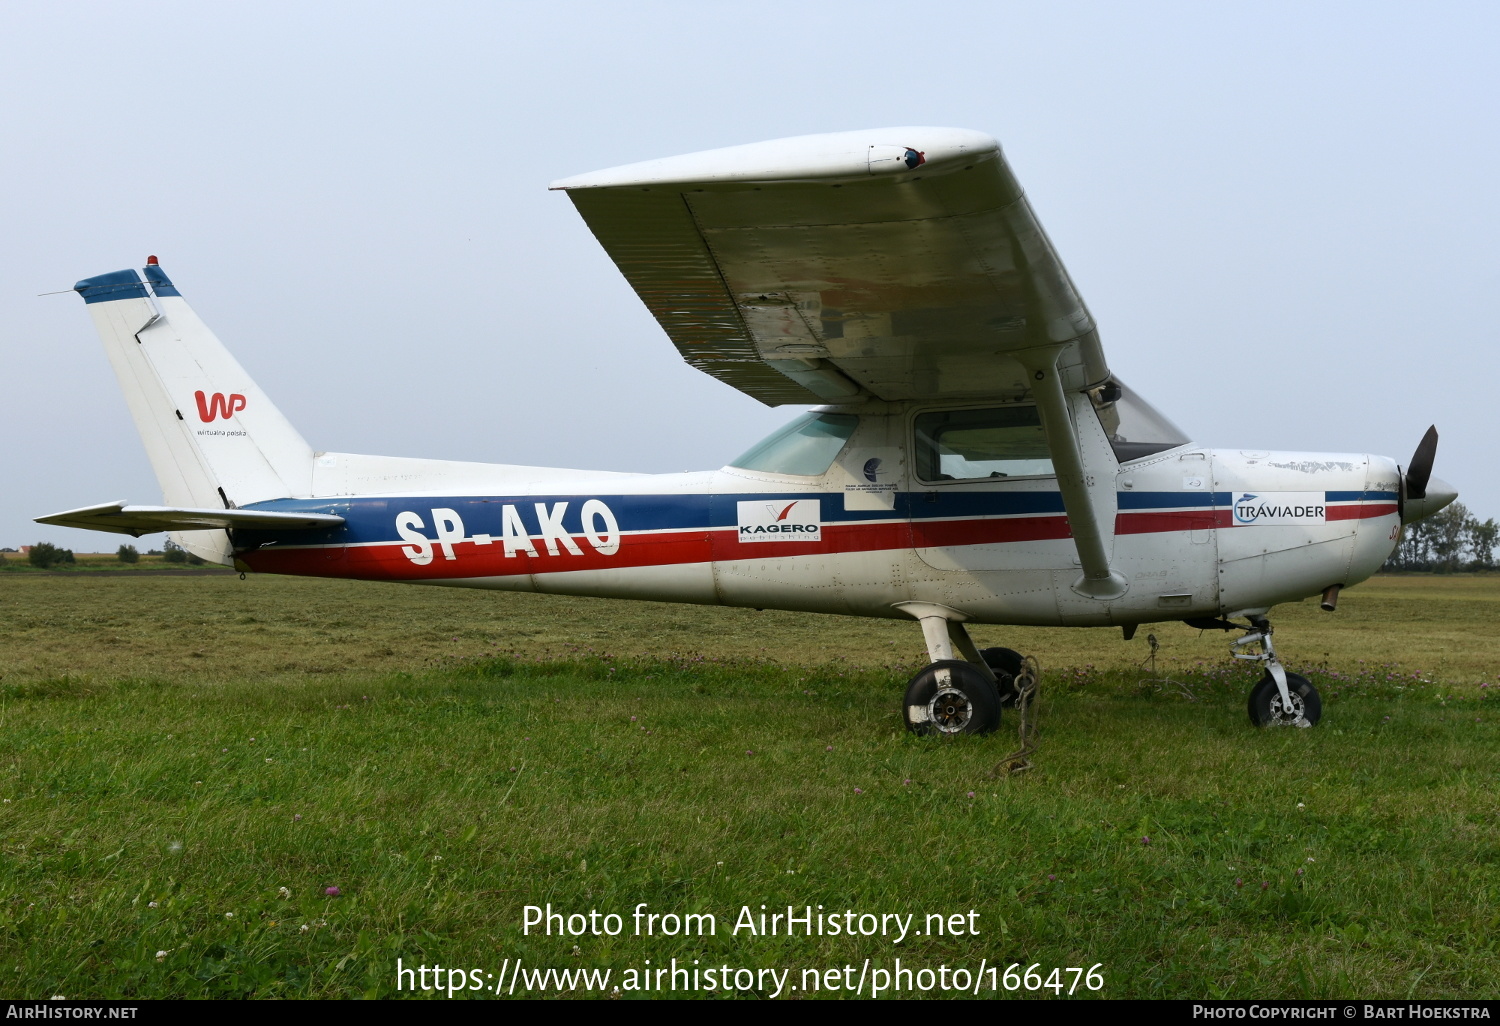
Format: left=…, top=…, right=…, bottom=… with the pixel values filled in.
left=27, top=542, right=75, bottom=568
left=17, top=539, right=205, bottom=568
left=1383, top=502, right=1498, bottom=572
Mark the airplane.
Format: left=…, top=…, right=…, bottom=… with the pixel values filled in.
left=37, top=127, right=1457, bottom=735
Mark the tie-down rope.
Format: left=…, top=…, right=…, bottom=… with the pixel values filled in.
left=991, top=655, right=1042, bottom=776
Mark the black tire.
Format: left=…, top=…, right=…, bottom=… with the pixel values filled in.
left=1247, top=671, right=1321, bottom=728
left=980, top=647, right=1024, bottom=677
left=980, top=647, right=1025, bottom=707
left=903, top=660, right=1001, bottom=736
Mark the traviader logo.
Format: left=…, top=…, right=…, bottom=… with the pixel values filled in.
left=195, top=390, right=247, bottom=422
left=736, top=499, right=821, bottom=543
left=1231, top=491, right=1327, bottom=526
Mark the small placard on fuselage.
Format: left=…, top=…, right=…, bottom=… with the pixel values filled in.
left=737, top=499, right=822, bottom=542
left=1231, top=491, right=1327, bottom=526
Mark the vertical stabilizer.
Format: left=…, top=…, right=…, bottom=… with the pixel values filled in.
left=75, top=260, right=314, bottom=559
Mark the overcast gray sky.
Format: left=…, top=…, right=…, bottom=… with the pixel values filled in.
left=4, top=1, right=1496, bottom=548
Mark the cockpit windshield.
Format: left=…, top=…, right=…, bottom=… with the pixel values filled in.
left=728, top=412, right=859, bottom=476
left=1088, top=380, right=1191, bottom=462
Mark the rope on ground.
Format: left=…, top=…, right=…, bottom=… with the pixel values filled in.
left=1138, top=631, right=1197, bottom=701
left=990, top=655, right=1041, bottom=777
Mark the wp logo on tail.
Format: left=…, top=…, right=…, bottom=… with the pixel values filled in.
left=195, top=391, right=246, bottom=422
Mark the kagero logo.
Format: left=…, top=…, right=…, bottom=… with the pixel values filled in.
left=195, top=390, right=247, bottom=422
left=1231, top=491, right=1326, bottom=526
left=737, top=499, right=821, bottom=542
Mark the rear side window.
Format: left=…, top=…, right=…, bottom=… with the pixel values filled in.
left=915, top=406, right=1054, bottom=481
left=729, top=412, right=859, bottom=476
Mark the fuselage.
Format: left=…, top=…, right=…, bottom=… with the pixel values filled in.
left=233, top=400, right=1402, bottom=628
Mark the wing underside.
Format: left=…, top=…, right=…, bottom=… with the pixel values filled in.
left=554, top=127, right=1109, bottom=405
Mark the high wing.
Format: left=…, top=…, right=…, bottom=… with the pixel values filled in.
left=35, top=501, right=345, bottom=538
left=551, top=127, right=1110, bottom=405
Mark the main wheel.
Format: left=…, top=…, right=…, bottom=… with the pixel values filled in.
left=980, top=647, right=1025, bottom=707
left=1247, top=671, right=1321, bottom=728
left=903, top=660, right=1001, bottom=736
left=980, top=647, right=1024, bottom=677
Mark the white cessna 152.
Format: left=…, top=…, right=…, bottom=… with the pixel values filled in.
left=40, top=128, right=1456, bottom=734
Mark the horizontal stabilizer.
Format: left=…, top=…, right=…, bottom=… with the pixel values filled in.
left=35, top=501, right=345, bottom=538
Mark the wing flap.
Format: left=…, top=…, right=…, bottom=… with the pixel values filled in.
left=35, top=501, right=345, bottom=537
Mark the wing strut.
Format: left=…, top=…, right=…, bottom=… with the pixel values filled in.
left=1017, top=347, right=1128, bottom=600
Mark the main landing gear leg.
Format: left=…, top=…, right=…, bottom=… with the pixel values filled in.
left=1232, top=615, right=1322, bottom=728
left=893, top=603, right=1004, bottom=736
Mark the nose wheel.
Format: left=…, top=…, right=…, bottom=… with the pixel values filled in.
left=1248, top=671, right=1321, bottom=728
left=1233, top=616, right=1321, bottom=728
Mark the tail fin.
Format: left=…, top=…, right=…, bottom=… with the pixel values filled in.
left=75, top=260, right=314, bottom=553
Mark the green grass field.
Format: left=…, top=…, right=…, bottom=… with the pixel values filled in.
left=1, top=573, right=1497, bottom=999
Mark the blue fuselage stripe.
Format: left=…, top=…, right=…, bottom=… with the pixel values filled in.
left=242, top=488, right=1394, bottom=549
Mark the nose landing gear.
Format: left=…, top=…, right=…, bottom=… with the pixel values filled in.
left=1232, top=616, right=1321, bottom=728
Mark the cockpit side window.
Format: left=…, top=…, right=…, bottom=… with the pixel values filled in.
left=729, top=412, right=859, bottom=476
left=1087, top=380, right=1191, bottom=462
left=914, top=406, right=1054, bottom=481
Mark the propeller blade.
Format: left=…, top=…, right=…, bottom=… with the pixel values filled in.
left=1406, top=426, right=1438, bottom=501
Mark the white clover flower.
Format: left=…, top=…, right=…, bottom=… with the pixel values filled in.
left=148, top=901, right=158, bottom=908
left=299, top=924, right=309, bottom=933
left=277, top=887, right=291, bottom=899
left=224, top=912, right=234, bottom=918
left=155, top=950, right=168, bottom=961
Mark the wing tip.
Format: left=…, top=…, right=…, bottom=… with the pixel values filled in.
left=550, top=126, right=999, bottom=191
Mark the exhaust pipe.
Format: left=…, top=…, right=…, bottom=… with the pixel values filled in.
left=1320, top=584, right=1341, bottom=612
